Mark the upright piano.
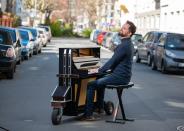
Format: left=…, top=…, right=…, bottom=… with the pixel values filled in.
left=51, top=45, right=101, bottom=116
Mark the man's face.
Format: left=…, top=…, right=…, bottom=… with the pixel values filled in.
left=119, top=23, right=131, bottom=37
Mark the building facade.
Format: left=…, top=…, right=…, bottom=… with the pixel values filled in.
left=134, top=0, right=160, bottom=35
left=0, top=0, right=7, bottom=12
left=160, top=0, right=184, bottom=34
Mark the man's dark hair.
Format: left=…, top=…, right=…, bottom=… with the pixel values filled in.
left=126, top=20, right=136, bottom=36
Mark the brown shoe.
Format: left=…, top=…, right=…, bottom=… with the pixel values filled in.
left=77, top=114, right=101, bottom=121
left=94, top=108, right=105, bottom=114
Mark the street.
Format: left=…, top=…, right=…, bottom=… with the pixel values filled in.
left=0, top=38, right=184, bottom=131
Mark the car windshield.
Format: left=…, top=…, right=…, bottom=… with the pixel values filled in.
left=131, top=34, right=142, bottom=42
left=0, top=33, right=12, bottom=45
left=166, top=34, right=184, bottom=50
left=40, top=26, right=49, bottom=31
left=28, top=29, right=37, bottom=38
left=154, top=33, right=162, bottom=43
left=22, top=28, right=37, bottom=39
left=19, top=30, right=29, bottom=40
left=2, top=29, right=16, bottom=43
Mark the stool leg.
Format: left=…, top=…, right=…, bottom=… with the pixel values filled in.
left=106, top=91, right=125, bottom=124
left=117, top=89, right=134, bottom=122
left=112, top=100, right=119, bottom=121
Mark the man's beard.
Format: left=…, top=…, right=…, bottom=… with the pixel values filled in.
left=118, top=32, right=126, bottom=37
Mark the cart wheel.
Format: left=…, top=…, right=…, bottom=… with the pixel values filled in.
left=104, top=101, right=114, bottom=115
left=52, top=108, right=62, bottom=125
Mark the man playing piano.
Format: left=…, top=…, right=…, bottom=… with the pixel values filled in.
left=79, top=20, right=136, bottom=121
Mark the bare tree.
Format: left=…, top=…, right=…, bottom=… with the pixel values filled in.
left=5, top=0, right=16, bottom=13
left=23, top=0, right=66, bottom=24
left=77, top=0, right=103, bottom=28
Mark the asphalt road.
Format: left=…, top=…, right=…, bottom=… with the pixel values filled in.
left=0, top=38, right=184, bottom=131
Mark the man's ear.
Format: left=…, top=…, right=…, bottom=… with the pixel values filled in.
left=128, top=32, right=132, bottom=37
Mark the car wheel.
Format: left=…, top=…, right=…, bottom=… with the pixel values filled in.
left=33, top=50, right=38, bottom=55
left=161, top=61, right=167, bottom=74
left=151, top=59, right=157, bottom=70
left=17, top=57, right=22, bottom=65
left=7, top=68, right=14, bottom=79
left=25, top=55, right=29, bottom=60
left=135, top=52, right=141, bottom=63
left=38, top=49, right=41, bottom=54
left=147, top=54, right=152, bottom=66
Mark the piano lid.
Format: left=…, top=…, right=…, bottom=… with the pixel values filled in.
left=73, top=56, right=100, bottom=70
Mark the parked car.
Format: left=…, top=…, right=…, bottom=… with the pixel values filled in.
left=135, top=31, right=163, bottom=66
left=19, top=26, right=41, bottom=54
left=131, top=33, right=143, bottom=54
left=0, top=27, right=22, bottom=64
left=90, top=29, right=101, bottom=43
left=37, top=25, right=52, bottom=42
left=0, top=30, right=17, bottom=79
left=109, top=32, right=121, bottom=51
left=97, top=31, right=107, bottom=45
left=102, top=32, right=115, bottom=48
left=18, top=29, right=34, bottom=60
left=151, top=32, right=184, bottom=73
left=36, top=27, right=48, bottom=47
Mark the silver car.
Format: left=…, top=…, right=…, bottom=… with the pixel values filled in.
left=152, top=32, right=184, bottom=73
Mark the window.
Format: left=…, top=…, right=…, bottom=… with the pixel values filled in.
left=143, top=33, right=150, bottom=42
left=158, top=34, right=166, bottom=46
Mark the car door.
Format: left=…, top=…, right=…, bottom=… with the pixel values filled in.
left=155, top=34, right=167, bottom=68
left=138, top=32, right=150, bottom=59
left=144, top=33, right=155, bottom=60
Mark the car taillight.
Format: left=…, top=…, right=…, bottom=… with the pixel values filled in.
left=6, top=48, right=15, bottom=58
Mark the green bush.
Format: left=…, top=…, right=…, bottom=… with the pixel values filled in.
left=50, top=22, right=76, bottom=37
left=12, top=16, right=22, bottom=27
left=81, top=28, right=92, bottom=38
left=50, top=21, right=62, bottom=37
left=60, top=26, right=73, bottom=37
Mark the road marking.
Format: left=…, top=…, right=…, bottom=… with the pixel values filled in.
left=177, top=125, right=184, bottom=131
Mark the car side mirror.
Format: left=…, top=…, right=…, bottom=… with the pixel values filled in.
left=30, top=38, right=35, bottom=41
left=157, top=43, right=164, bottom=47
left=17, top=39, right=21, bottom=47
left=137, top=39, right=142, bottom=43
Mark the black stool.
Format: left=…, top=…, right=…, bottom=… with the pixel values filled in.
left=105, top=82, right=134, bottom=124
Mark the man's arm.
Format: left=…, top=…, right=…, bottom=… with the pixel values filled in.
left=99, top=43, right=127, bottom=73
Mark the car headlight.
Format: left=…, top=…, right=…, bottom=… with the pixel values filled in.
left=165, top=50, right=176, bottom=58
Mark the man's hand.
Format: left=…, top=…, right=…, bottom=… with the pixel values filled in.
left=88, top=68, right=99, bottom=74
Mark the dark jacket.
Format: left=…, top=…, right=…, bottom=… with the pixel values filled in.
left=99, top=37, right=134, bottom=83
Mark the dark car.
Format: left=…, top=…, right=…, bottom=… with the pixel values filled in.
left=0, top=30, right=17, bottom=79
left=0, top=27, right=22, bottom=64
left=151, top=32, right=184, bottom=73
left=135, top=31, right=163, bottom=66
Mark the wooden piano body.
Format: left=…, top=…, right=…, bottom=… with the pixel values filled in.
left=51, top=46, right=101, bottom=116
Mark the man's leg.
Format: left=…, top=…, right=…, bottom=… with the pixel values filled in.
left=85, top=80, right=98, bottom=117
left=85, top=75, right=118, bottom=116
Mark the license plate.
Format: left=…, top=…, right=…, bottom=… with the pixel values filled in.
left=178, top=63, right=184, bottom=67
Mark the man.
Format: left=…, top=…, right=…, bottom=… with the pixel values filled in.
left=80, top=20, right=136, bottom=121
